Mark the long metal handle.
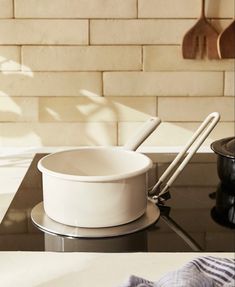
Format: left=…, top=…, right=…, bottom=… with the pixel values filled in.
left=150, top=112, right=220, bottom=197
left=123, top=117, right=161, bottom=151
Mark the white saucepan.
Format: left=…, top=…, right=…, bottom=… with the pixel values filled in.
left=38, top=112, right=220, bottom=228
left=38, top=117, right=161, bottom=228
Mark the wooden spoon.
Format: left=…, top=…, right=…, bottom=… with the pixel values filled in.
left=182, top=0, right=219, bottom=59
left=217, top=19, right=235, bottom=59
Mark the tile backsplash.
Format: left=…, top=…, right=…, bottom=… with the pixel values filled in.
left=0, top=0, right=234, bottom=147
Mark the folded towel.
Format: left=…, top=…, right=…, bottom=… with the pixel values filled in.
left=120, top=256, right=235, bottom=287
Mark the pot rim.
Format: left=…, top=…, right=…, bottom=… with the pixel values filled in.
left=211, top=137, right=235, bottom=159
left=38, top=147, right=153, bottom=182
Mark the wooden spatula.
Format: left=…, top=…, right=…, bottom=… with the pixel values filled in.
left=182, top=0, right=219, bottom=59
left=217, top=19, right=235, bottom=59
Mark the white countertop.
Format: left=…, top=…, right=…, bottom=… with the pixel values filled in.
left=0, top=252, right=233, bottom=287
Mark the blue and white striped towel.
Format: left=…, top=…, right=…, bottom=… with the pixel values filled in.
left=120, top=256, right=235, bottom=287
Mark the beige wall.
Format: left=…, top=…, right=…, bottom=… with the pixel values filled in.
left=0, top=0, right=234, bottom=147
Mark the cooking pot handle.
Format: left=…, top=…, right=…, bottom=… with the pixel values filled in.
left=149, top=112, right=220, bottom=199
left=123, top=117, right=161, bottom=151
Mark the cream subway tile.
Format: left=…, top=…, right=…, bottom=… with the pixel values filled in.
left=139, top=0, right=234, bottom=19
left=118, top=122, right=234, bottom=147
left=158, top=97, right=234, bottom=122
left=0, top=97, right=38, bottom=122
left=0, top=72, right=102, bottom=96
left=0, top=20, right=88, bottom=45
left=0, top=122, right=117, bottom=147
left=224, top=72, right=235, bottom=96
left=103, top=72, right=223, bottom=96
left=0, top=46, right=21, bottom=71
left=0, top=123, right=42, bottom=147
left=39, top=96, right=156, bottom=122
left=211, top=19, right=233, bottom=34
left=206, top=0, right=234, bottom=18
left=22, top=46, right=142, bottom=71
left=108, top=96, right=157, bottom=121
left=15, top=0, right=137, bottom=18
left=138, top=0, right=200, bottom=18
left=90, top=19, right=195, bottom=45
left=145, top=152, right=216, bottom=164
left=143, top=46, right=234, bottom=71
left=0, top=0, right=13, bottom=18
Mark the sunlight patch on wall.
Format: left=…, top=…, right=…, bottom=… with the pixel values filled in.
left=2, top=68, right=34, bottom=77
left=80, top=89, right=101, bottom=97
left=0, top=127, right=42, bottom=147
left=45, top=107, right=61, bottom=121
left=0, top=97, right=22, bottom=116
left=0, top=91, right=9, bottom=96
left=0, top=55, right=33, bottom=77
left=118, top=121, right=234, bottom=147
left=0, top=57, right=20, bottom=71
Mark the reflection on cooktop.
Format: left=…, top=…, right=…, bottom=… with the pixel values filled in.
left=211, top=183, right=235, bottom=229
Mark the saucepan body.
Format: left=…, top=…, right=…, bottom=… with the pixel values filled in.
left=38, top=147, right=152, bottom=228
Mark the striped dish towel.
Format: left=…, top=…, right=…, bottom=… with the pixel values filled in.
left=120, top=256, right=235, bottom=287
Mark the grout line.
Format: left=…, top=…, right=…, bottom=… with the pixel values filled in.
left=10, top=17, right=232, bottom=20
left=116, top=121, right=119, bottom=146
left=141, top=46, right=144, bottom=71
left=136, top=0, right=138, bottom=19
left=222, top=71, right=225, bottom=96
left=12, top=0, right=15, bottom=18
left=35, top=96, right=40, bottom=123
left=156, top=96, right=158, bottom=117
left=101, top=72, right=104, bottom=96
left=20, top=45, right=23, bottom=71
left=88, top=19, right=90, bottom=45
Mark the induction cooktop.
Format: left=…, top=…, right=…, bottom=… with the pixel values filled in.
left=0, top=153, right=234, bottom=252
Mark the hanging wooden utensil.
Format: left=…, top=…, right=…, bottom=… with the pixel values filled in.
left=182, top=0, right=219, bottom=59
left=217, top=19, right=235, bottom=59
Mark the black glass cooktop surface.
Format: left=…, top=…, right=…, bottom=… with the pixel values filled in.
left=0, top=153, right=234, bottom=252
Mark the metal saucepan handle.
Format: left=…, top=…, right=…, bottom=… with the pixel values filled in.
left=149, top=112, right=220, bottom=198
left=123, top=117, right=161, bottom=151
